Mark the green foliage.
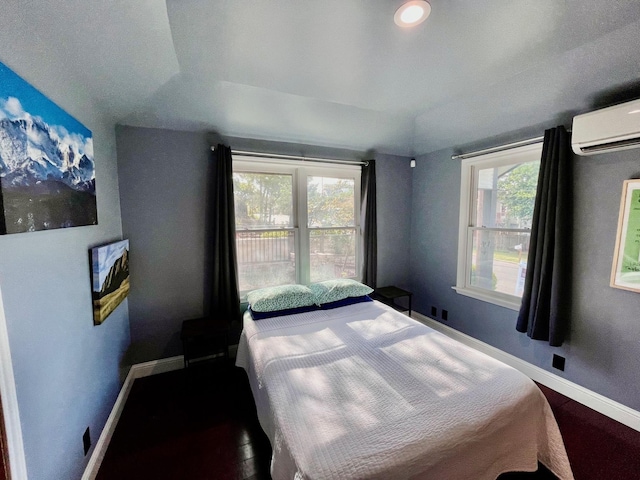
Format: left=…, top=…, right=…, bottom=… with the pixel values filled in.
left=233, top=172, right=292, bottom=228
left=233, top=173, right=355, bottom=229
left=307, top=178, right=355, bottom=227
left=497, top=162, right=540, bottom=226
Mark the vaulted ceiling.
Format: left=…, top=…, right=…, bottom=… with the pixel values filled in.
left=2, top=1, right=640, bottom=156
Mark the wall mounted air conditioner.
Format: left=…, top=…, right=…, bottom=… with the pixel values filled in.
left=571, top=98, right=640, bottom=156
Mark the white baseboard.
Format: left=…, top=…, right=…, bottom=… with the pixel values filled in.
left=128, top=355, right=185, bottom=380
left=412, top=312, right=640, bottom=433
left=82, top=355, right=184, bottom=480
left=83, top=347, right=240, bottom=479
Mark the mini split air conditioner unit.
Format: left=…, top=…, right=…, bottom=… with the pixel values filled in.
left=571, top=98, right=640, bottom=156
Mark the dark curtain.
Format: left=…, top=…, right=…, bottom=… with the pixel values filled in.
left=516, top=126, right=572, bottom=346
left=209, top=144, right=241, bottom=327
left=361, top=160, right=377, bottom=288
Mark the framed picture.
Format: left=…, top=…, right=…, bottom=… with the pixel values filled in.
left=91, top=240, right=130, bottom=325
left=0, top=61, right=97, bottom=234
left=610, top=179, right=640, bottom=293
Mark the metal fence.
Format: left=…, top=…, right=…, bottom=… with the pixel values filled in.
left=236, top=230, right=295, bottom=264
left=235, top=229, right=357, bottom=290
left=236, top=230, right=296, bottom=291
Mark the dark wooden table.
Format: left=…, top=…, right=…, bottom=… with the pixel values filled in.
left=180, top=318, right=229, bottom=368
left=374, top=286, right=413, bottom=315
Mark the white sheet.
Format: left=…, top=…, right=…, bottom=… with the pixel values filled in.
left=236, top=300, right=574, bottom=480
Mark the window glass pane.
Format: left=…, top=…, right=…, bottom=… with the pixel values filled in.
left=236, top=230, right=296, bottom=291
left=307, top=176, right=355, bottom=227
left=475, top=161, right=540, bottom=228
left=233, top=172, right=293, bottom=229
left=309, top=228, right=356, bottom=283
left=470, top=229, right=531, bottom=297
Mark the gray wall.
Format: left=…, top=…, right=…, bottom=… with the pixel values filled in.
left=116, top=127, right=212, bottom=364
left=0, top=52, right=129, bottom=480
left=410, top=145, right=640, bottom=411
left=116, top=126, right=413, bottom=363
left=375, top=154, right=413, bottom=290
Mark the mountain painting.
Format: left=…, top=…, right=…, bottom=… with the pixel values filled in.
left=0, top=61, right=97, bottom=234
left=91, top=240, right=130, bottom=325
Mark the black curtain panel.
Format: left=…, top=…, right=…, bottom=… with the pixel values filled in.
left=361, top=160, right=377, bottom=288
left=516, top=127, right=572, bottom=346
left=209, top=144, right=241, bottom=327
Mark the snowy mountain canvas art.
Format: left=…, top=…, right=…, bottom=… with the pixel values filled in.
left=91, top=239, right=130, bottom=325
left=0, top=61, right=97, bottom=234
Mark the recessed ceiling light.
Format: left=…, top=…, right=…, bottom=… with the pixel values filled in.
left=394, top=1, right=431, bottom=28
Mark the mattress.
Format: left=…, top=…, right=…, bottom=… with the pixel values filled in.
left=236, top=299, right=574, bottom=480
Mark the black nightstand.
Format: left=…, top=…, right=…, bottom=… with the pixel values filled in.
left=374, top=286, right=412, bottom=315
left=180, top=318, right=229, bottom=368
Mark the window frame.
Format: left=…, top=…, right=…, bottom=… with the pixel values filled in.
left=453, top=142, right=542, bottom=310
left=233, top=156, right=361, bottom=295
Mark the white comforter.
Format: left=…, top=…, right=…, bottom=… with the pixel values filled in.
left=236, top=300, right=574, bottom=480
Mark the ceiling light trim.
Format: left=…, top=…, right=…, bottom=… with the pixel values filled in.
left=394, top=1, right=431, bottom=28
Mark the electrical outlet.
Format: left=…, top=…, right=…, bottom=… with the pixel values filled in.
left=83, top=427, right=91, bottom=456
left=431, top=306, right=437, bottom=317
left=552, top=354, right=566, bottom=371
left=442, top=310, right=448, bottom=321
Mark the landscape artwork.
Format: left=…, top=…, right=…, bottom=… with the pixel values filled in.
left=611, top=179, right=640, bottom=293
left=0, top=61, right=96, bottom=235
left=91, top=240, right=130, bottom=325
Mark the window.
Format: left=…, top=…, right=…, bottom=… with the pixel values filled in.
left=233, top=158, right=361, bottom=294
left=454, top=143, right=542, bottom=310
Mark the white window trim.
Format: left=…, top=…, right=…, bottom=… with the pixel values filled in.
left=233, top=157, right=361, bottom=293
left=453, top=142, right=542, bottom=310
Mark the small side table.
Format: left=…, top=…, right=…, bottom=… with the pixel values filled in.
left=374, top=286, right=412, bottom=316
left=180, top=318, right=229, bottom=368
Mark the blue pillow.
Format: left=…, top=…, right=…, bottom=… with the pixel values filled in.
left=320, top=295, right=372, bottom=310
left=248, top=304, right=321, bottom=320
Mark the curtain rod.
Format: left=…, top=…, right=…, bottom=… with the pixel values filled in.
left=210, top=146, right=369, bottom=166
left=451, top=136, right=545, bottom=160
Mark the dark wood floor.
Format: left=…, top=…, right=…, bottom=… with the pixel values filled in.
left=97, top=363, right=271, bottom=480
left=97, top=363, right=640, bottom=480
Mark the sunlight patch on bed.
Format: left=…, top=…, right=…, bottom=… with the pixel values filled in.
left=255, top=327, right=345, bottom=369
left=381, top=333, right=499, bottom=398
left=283, top=356, right=416, bottom=445
left=346, top=312, right=411, bottom=340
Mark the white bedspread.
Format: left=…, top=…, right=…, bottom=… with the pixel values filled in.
left=236, top=300, right=574, bottom=480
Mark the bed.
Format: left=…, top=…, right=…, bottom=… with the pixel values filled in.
left=236, top=298, right=574, bottom=480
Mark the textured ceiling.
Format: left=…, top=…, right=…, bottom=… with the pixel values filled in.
left=2, top=0, right=640, bottom=156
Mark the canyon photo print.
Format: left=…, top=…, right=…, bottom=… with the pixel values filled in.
left=91, top=240, right=130, bottom=325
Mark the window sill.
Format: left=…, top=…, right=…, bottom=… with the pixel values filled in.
left=451, top=286, right=521, bottom=311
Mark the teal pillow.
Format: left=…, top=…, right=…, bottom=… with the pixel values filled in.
left=310, top=279, right=374, bottom=305
left=247, top=284, right=317, bottom=313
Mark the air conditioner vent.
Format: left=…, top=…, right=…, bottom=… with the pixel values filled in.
left=578, top=136, right=640, bottom=154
